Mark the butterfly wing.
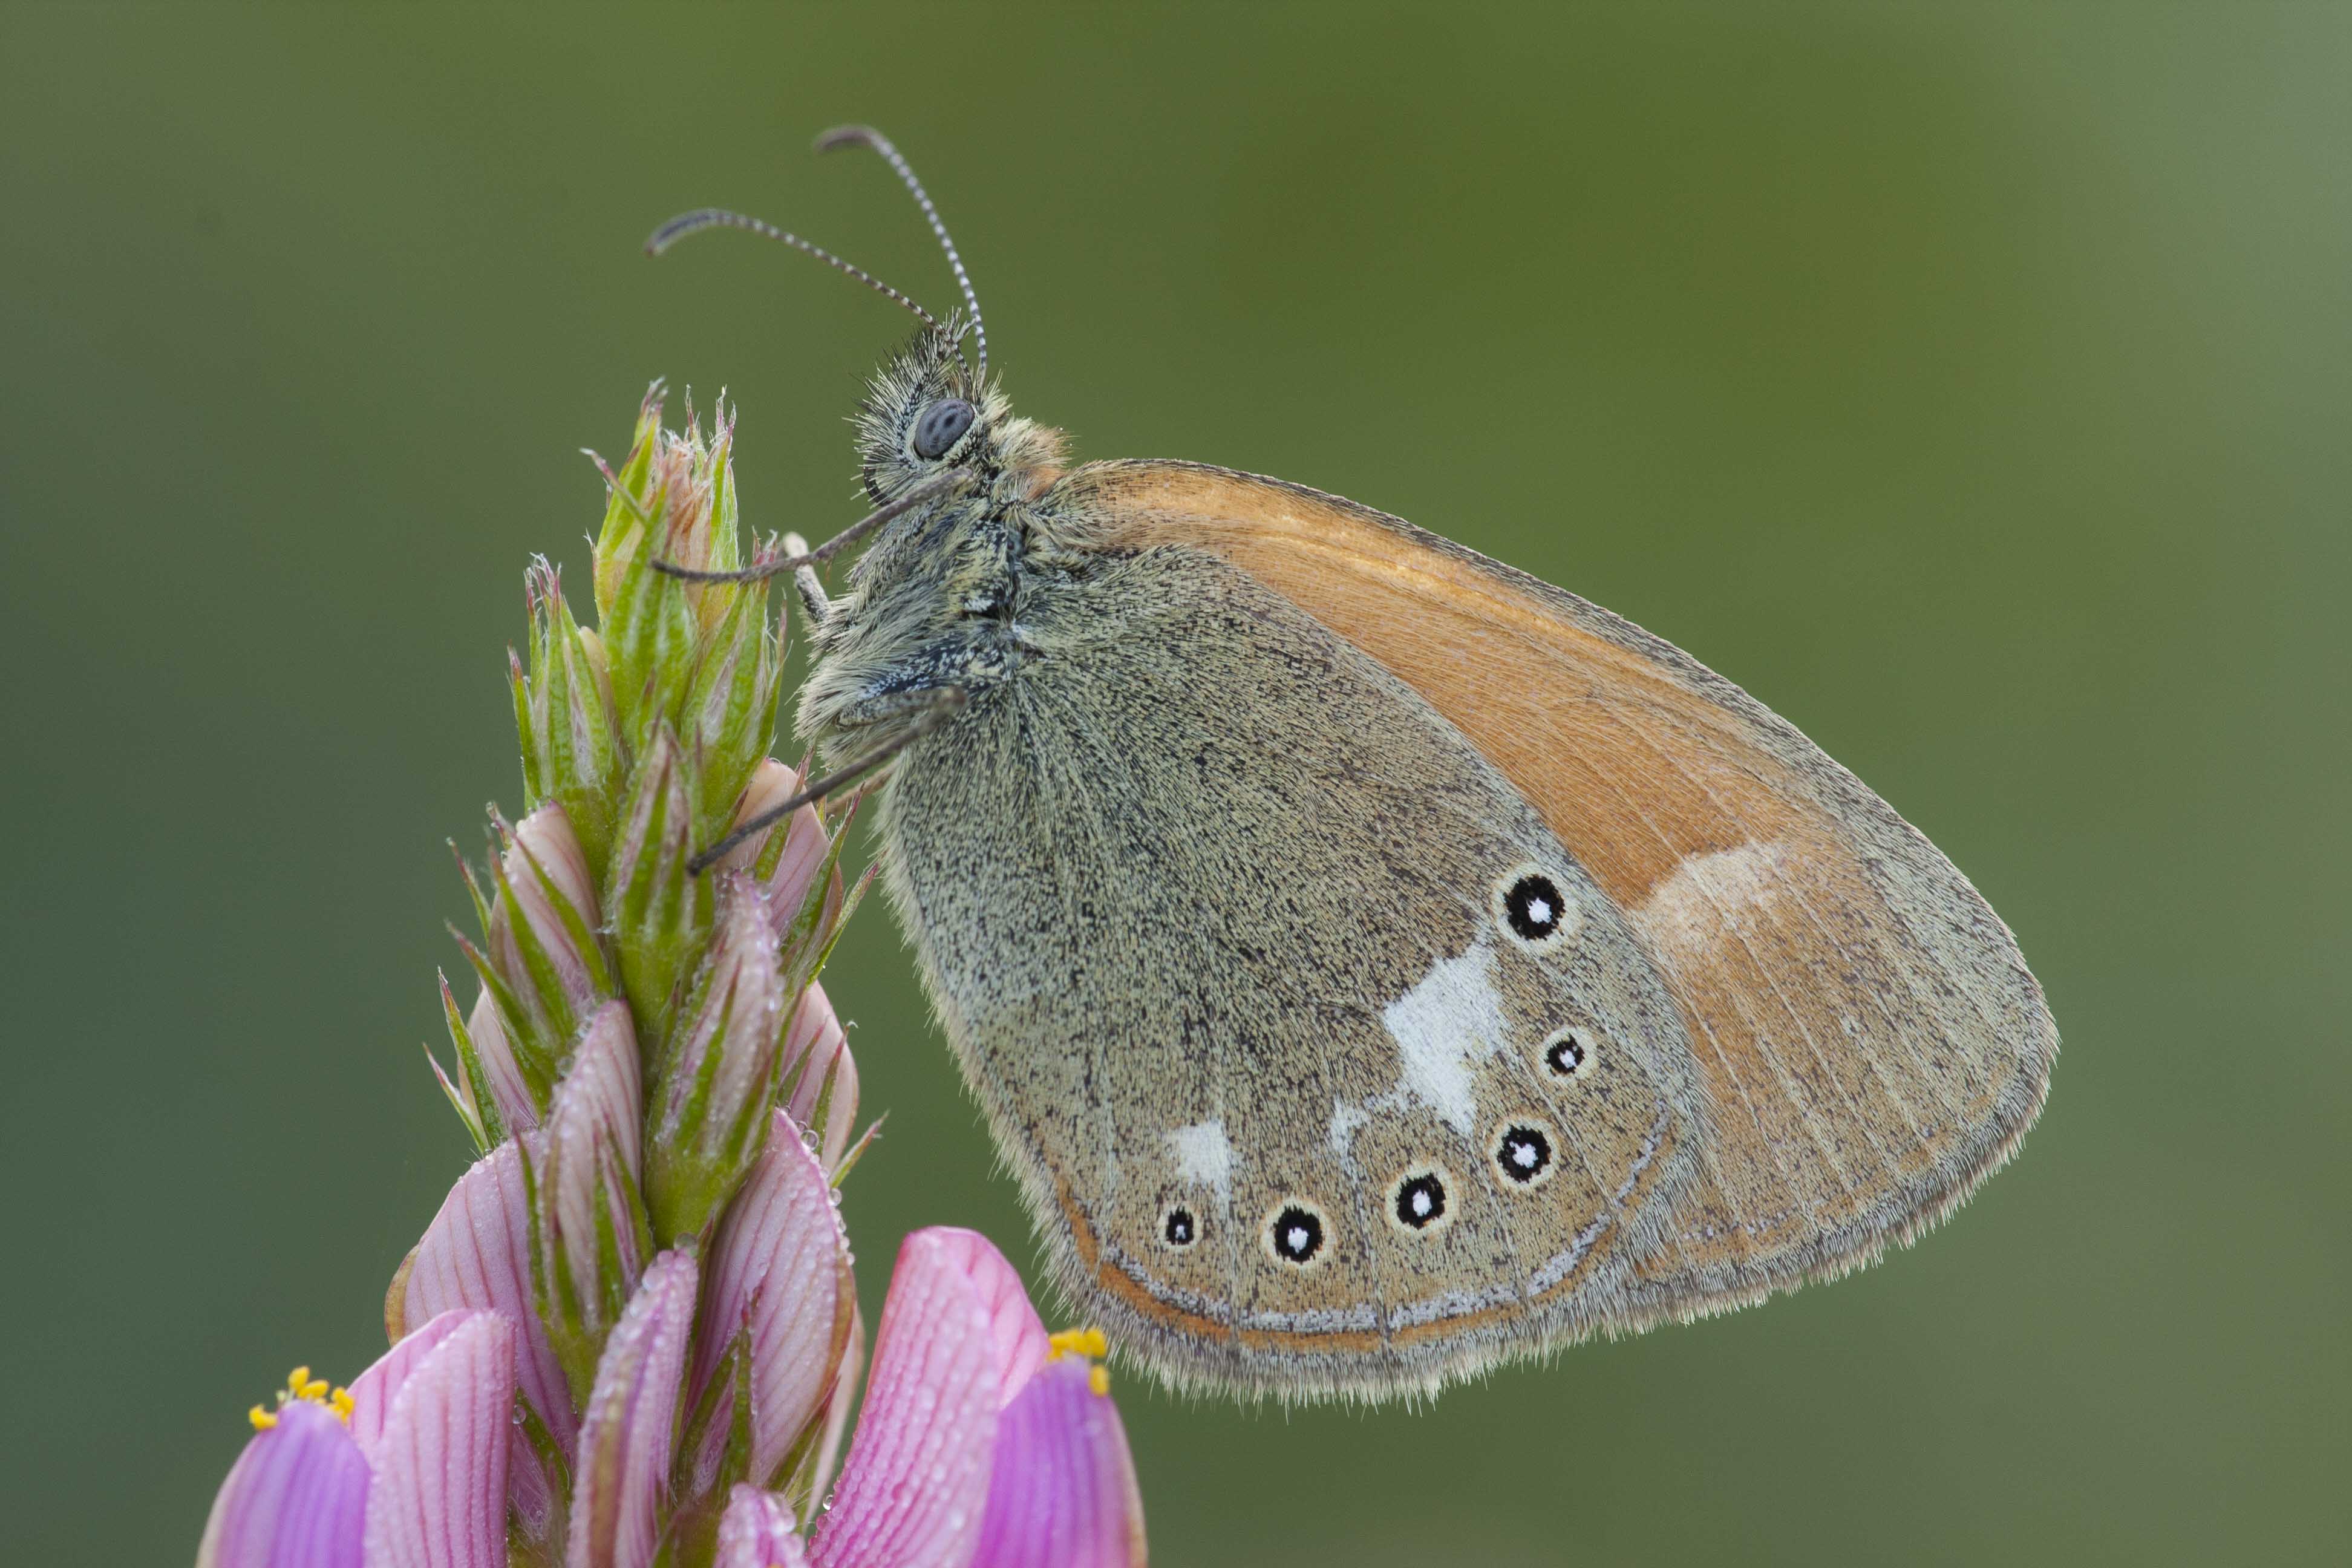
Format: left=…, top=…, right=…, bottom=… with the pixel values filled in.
left=1044, top=460, right=2056, bottom=1324
left=876, top=541, right=1711, bottom=1399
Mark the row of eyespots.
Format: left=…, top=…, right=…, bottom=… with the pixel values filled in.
left=1155, top=1116, right=1566, bottom=1266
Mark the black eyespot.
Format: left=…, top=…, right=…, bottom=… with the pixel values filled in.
left=1268, top=1203, right=1324, bottom=1265
left=1162, top=1207, right=1197, bottom=1248
left=912, top=397, right=976, bottom=459
left=1544, top=1028, right=1590, bottom=1077
left=1502, top=872, right=1567, bottom=943
left=1494, top=1123, right=1555, bottom=1186
left=1393, top=1172, right=1448, bottom=1231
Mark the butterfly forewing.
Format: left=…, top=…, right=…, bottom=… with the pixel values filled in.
left=1056, top=460, right=2056, bottom=1318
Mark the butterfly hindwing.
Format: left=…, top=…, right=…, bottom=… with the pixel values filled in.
left=876, top=541, right=1702, bottom=1396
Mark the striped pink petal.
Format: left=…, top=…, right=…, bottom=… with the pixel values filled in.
left=807, top=1230, right=1011, bottom=1568
left=465, top=989, right=540, bottom=1135
left=715, top=759, right=812, bottom=878
left=567, top=1250, right=697, bottom=1568
left=778, top=986, right=855, bottom=1172
left=924, top=1228, right=1050, bottom=1407
left=968, top=1357, right=1148, bottom=1568
left=401, top=1140, right=575, bottom=1455
left=690, top=1109, right=858, bottom=1492
left=805, top=1299, right=863, bottom=1512
left=541, top=1001, right=648, bottom=1346
left=492, top=802, right=604, bottom=1021
left=347, top=1310, right=474, bottom=1464
left=360, top=1312, right=517, bottom=1568
left=195, top=1400, right=371, bottom=1568
left=713, top=1486, right=809, bottom=1568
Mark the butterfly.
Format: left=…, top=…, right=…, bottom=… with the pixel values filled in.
left=653, top=127, right=2056, bottom=1402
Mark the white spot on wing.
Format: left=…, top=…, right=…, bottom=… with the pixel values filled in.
left=1379, top=936, right=1509, bottom=1137
left=1163, top=1120, right=1233, bottom=1198
left=1632, top=841, right=1789, bottom=962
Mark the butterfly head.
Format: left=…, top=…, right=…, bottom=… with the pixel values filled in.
left=854, top=316, right=1065, bottom=505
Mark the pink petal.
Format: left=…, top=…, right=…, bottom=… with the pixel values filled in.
left=567, top=1251, right=697, bottom=1568
left=347, top=1310, right=477, bottom=1464
left=724, top=759, right=829, bottom=911
left=361, top=1313, right=518, bottom=1568
left=402, top=1142, right=575, bottom=1455
left=465, top=990, right=540, bottom=1135
left=807, top=1231, right=1005, bottom=1568
left=195, top=1401, right=370, bottom=1568
left=713, top=1486, right=809, bottom=1568
left=968, top=1357, right=1148, bottom=1568
left=714, top=759, right=805, bottom=876
left=691, top=1111, right=857, bottom=1491
left=923, top=1229, right=1050, bottom=1408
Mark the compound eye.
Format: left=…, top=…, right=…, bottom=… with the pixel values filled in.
left=912, top=397, right=977, bottom=459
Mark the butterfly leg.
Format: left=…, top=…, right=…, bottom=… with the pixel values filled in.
left=688, top=685, right=967, bottom=873
left=779, top=532, right=831, bottom=622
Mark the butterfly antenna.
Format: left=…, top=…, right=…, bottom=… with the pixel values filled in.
left=644, top=208, right=939, bottom=330
left=815, top=125, right=987, bottom=377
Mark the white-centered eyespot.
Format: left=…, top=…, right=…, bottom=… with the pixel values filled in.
left=1386, top=1165, right=1455, bottom=1236
left=1491, top=1119, right=1558, bottom=1189
left=1160, top=1205, right=1200, bottom=1249
left=1493, top=863, right=1580, bottom=953
left=1542, top=1026, right=1595, bottom=1079
left=1263, top=1199, right=1330, bottom=1267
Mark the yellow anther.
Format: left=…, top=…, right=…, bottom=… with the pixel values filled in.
left=298, top=1379, right=330, bottom=1403
left=1088, top=1363, right=1111, bottom=1398
left=249, top=1405, right=278, bottom=1431
left=287, top=1367, right=310, bottom=1393
left=1047, top=1325, right=1109, bottom=1362
left=331, top=1387, right=354, bottom=1423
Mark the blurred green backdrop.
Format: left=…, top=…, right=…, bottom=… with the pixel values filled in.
left=3, top=5, right=2345, bottom=1564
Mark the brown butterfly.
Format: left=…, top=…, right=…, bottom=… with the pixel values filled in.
left=655, top=128, right=2056, bottom=1402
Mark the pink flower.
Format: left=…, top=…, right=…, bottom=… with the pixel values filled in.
left=195, top=1310, right=517, bottom=1568
left=802, top=1227, right=1149, bottom=1568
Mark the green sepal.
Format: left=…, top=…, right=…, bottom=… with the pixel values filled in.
left=829, top=1114, right=883, bottom=1189
left=434, top=969, right=506, bottom=1152
left=781, top=861, right=874, bottom=1007
left=446, top=926, right=557, bottom=1117
left=673, top=1321, right=757, bottom=1512
left=420, top=1042, right=491, bottom=1155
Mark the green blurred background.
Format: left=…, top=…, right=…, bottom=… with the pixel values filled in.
left=3, top=5, right=2344, bottom=1563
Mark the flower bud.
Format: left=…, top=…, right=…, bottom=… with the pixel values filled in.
left=514, top=561, right=622, bottom=881
left=779, top=984, right=859, bottom=1174
left=592, top=387, right=745, bottom=755
left=646, top=874, right=787, bottom=1244
left=489, top=803, right=612, bottom=1039
left=529, top=1000, right=652, bottom=1401
left=572, top=1250, right=698, bottom=1568
left=685, top=572, right=781, bottom=848
left=605, top=727, right=711, bottom=1034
